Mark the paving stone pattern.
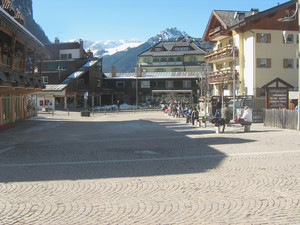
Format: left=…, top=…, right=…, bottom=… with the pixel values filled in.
left=0, top=111, right=299, bottom=224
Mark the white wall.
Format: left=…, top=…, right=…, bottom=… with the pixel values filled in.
left=60, top=49, right=81, bottom=59
left=243, top=31, right=255, bottom=95
left=254, top=29, right=298, bottom=89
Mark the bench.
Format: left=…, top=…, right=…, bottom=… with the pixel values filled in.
left=196, top=118, right=212, bottom=128
left=212, top=121, right=252, bottom=133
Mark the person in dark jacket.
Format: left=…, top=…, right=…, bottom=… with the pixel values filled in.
left=215, top=100, right=222, bottom=118
left=221, top=103, right=230, bottom=132
left=191, top=107, right=199, bottom=125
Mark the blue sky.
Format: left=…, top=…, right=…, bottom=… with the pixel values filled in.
left=33, top=0, right=287, bottom=43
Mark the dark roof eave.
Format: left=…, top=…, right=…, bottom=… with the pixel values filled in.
left=229, top=0, right=297, bottom=30
left=0, top=8, right=50, bottom=58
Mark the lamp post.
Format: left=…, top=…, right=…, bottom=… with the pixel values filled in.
left=136, top=60, right=139, bottom=109
left=232, top=41, right=236, bottom=120
left=278, top=0, right=300, bottom=130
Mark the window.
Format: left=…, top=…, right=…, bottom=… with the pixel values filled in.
left=141, top=80, right=150, bottom=88
left=257, top=33, right=271, bottom=43
left=283, top=34, right=294, bottom=44
left=78, top=79, right=85, bottom=85
left=166, top=81, right=174, bottom=89
left=132, top=81, right=136, bottom=88
left=97, top=80, right=101, bottom=87
left=176, top=57, right=182, bottom=62
left=161, top=58, right=167, bottom=62
left=154, top=48, right=161, bottom=52
left=144, top=58, right=151, bottom=63
left=257, top=58, right=271, bottom=68
left=116, top=81, right=125, bottom=88
left=61, top=54, right=72, bottom=60
left=172, top=68, right=181, bottom=72
left=173, top=47, right=189, bottom=51
left=283, top=58, right=294, bottom=69
left=155, top=68, right=164, bottom=72
left=168, top=58, right=175, bottom=62
left=58, top=63, right=66, bottom=70
left=285, top=10, right=290, bottom=18
left=183, top=80, right=191, bottom=88
left=150, top=81, right=158, bottom=88
left=46, top=63, right=56, bottom=71
left=216, top=64, right=222, bottom=70
left=153, top=58, right=159, bottom=63
left=189, top=57, right=197, bottom=62
left=42, top=76, right=48, bottom=84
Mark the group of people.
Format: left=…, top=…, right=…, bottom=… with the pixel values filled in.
left=214, top=100, right=253, bottom=132
left=161, top=101, right=200, bottom=125
left=161, top=100, right=253, bottom=132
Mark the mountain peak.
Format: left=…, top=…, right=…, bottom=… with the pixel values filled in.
left=147, top=27, right=189, bottom=45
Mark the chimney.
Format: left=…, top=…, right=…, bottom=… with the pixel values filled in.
left=251, top=8, right=259, bottom=15
left=87, top=49, right=93, bottom=58
left=79, top=39, right=84, bottom=58
left=112, top=66, right=117, bottom=77
left=55, top=37, right=59, bottom=44
left=137, top=66, right=142, bottom=77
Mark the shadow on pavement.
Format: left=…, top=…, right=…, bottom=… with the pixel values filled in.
left=0, top=118, right=255, bottom=182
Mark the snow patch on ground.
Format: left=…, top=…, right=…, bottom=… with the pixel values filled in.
left=94, top=104, right=140, bottom=110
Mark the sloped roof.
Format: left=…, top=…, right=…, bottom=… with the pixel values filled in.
left=42, top=58, right=102, bottom=92
left=61, top=58, right=101, bottom=84
left=203, top=0, right=297, bottom=41
left=0, top=8, right=49, bottom=57
left=105, top=71, right=203, bottom=79
left=43, top=84, right=68, bottom=92
left=139, top=37, right=207, bottom=57
left=213, top=10, right=253, bottom=28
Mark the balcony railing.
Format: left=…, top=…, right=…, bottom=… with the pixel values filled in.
left=208, top=26, right=230, bottom=42
left=208, top=69, right=239, bottom=83
left=205, top=45, right=238, bottom=63
left=0, top=56, right=26, bottom=72
left=152, top=62, right=183, bottom=66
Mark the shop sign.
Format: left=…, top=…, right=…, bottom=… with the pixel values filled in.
left=267, top=88, right=288, bottom=108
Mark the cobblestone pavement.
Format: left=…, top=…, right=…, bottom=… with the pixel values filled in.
left=0, top=110, right=299, bottom=224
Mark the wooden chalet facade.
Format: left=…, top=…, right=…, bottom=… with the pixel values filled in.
left=37, top=39, right=108, bottom=110
left=0, top=0, right=50, bottom=126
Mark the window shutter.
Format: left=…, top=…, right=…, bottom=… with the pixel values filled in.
left=257, top=58, right=261, bottom=68
left=267, top=34, right=271, bottom=43
left=256, top=33, right=261, bottom=43
left=267, top=58, right=271, bottom=68
left=283, top=59, right=288, bottom=68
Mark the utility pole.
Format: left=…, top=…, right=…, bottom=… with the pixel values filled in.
left=136, top=59, right=139, bottom=109
left=232, top=41, right=236, bottom=120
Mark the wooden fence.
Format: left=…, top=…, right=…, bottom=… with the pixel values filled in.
left=264, top=109, right=298, bottom=130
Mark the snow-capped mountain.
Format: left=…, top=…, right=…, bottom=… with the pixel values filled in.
left=80, top=39, right=143, bottom=57
left=101, top=27, right=193, bottom=73
left=147, top=27, right=189, bottom=45
left=80, top=27, right=188, bottom=58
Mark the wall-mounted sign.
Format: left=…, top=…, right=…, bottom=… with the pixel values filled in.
left=267, top=87, right=288, bottom=109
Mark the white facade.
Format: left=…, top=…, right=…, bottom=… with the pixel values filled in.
left=243, top=31, right=255, bottom=96
left=60, top=49, right=81, bottom=59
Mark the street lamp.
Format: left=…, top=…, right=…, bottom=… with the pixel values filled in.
left=136, top=59, right=140, bottom=109
left=278, top=0, right=300, bottom=130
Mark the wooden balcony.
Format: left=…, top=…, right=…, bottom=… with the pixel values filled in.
left=1, top=56, right=26, bottom=72
left=205, top=45, right=238, bottom=63
left=208, top=26, right=230, bottom=42
left=208, top=69, right=239, bottom=84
